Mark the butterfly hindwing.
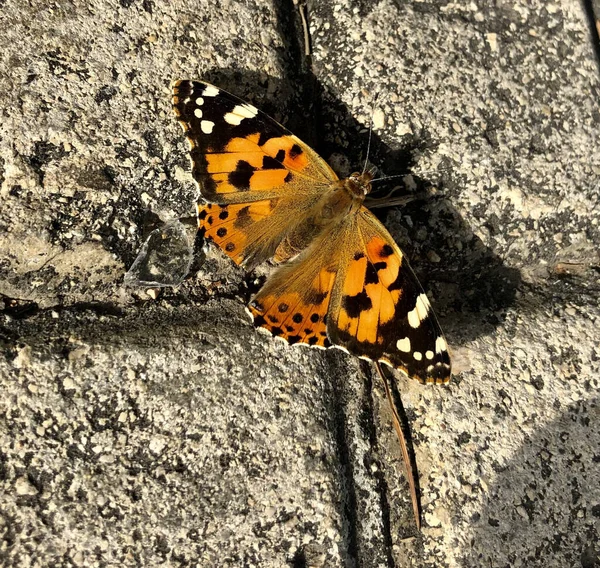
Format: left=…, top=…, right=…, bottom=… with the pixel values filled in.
left=249, top=233, right=337, bottom=348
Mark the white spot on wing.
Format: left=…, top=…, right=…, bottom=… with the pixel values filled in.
left=224, top=113, right=242, bottom=126
left=413, top=351, right=423, bottom=361
left=236, top=103, right=258, bottom=118
left=407, top=293, right=430, bottom=328
left=298, top=341, right=326, bottom=351
left=407, top=310, right=419, bottom=329
left=435, top=336, right=448, bottom=354
left=201, top=120, right=214, bottom=134
left=203, top=85, right=219, bottom=97
left=224, top=104, right=259, bottom=126
left=396, top=337, right=411, bottom=352
left=425, top=350, right=434, bottom=360
left=194, top=108, right=202, bottom=118
left=195, top=97, right=204, bottom=106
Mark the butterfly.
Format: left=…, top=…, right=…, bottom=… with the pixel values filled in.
left=172, top=80, right=451, bottom=384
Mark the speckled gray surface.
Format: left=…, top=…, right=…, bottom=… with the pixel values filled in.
left=1, top=1, right=599, bottom=567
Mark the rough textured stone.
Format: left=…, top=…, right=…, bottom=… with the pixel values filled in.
left=1, top=0, right=599, bottom=566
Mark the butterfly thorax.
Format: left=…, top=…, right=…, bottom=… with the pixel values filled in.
left=313, top=170, right=374, bottom=226
left=273, top=171, right=373, bottom=262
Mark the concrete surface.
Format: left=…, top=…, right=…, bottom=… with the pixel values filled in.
left=1, top=0, right=599, bottom=566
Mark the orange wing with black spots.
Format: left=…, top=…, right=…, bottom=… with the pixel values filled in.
left=327, top=210, right=451, bottom=384
left=198, top=201, right=277, bottom=265
left=247, top=228, right=338, bottom=348
left=172, top=80, right=336, bottom=204
left=249, top=270, right=335, bottom=348
left=173, top=80, right=337, bottom=268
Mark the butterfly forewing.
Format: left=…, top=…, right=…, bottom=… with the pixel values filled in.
left=327, top=209, right=451, bottom=384
left=172, top=80, right=336, bottom=203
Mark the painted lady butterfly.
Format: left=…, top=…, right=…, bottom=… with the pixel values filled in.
left=172, top=80, right=451, bottom=384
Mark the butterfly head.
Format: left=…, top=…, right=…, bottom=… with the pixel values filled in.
left=344, top=171, right=374, bottom=199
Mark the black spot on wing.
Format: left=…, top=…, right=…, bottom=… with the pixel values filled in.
left=312, top=291, right=328, bottom=305
left=262, top=155, right=285, bottom=169
left=257, top=130, right=276, bottom=147
left=289, top=144, right=303, bottom=158
left=233, top=206, right=252, bottom=229
left=342, top=290, right=372, bottom=318
left=253, top=314, right=267, bottom=327
left=229, top=116, right=284, bottom=146
left=388, top=257, right=423, bottom=318
left=365, top=263, right=379, bottom=285
left=380, top=244, right=394, bottom=257
left=228, top=160, right=255, bottom=190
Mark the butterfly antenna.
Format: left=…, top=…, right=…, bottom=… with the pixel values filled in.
left=370, top=174, right=405, bottom=183
left=371, top=164, right=454, bottom=183
left=362, top=122, right=373, bottom=175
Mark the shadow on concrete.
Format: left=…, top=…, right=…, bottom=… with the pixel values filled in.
left=462, top=395, right=600, bottom=567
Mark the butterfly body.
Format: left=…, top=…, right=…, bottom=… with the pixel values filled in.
left=173, top=80, right=451, bottom=384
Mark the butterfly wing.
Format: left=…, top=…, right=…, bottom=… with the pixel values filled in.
left=249, top=229, right=337, bottom=348
left=173, top=80, right=337, bottom=267
left=248, top=208, right=450, bottom=384
left=327, top=208, right=451, bottom=384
